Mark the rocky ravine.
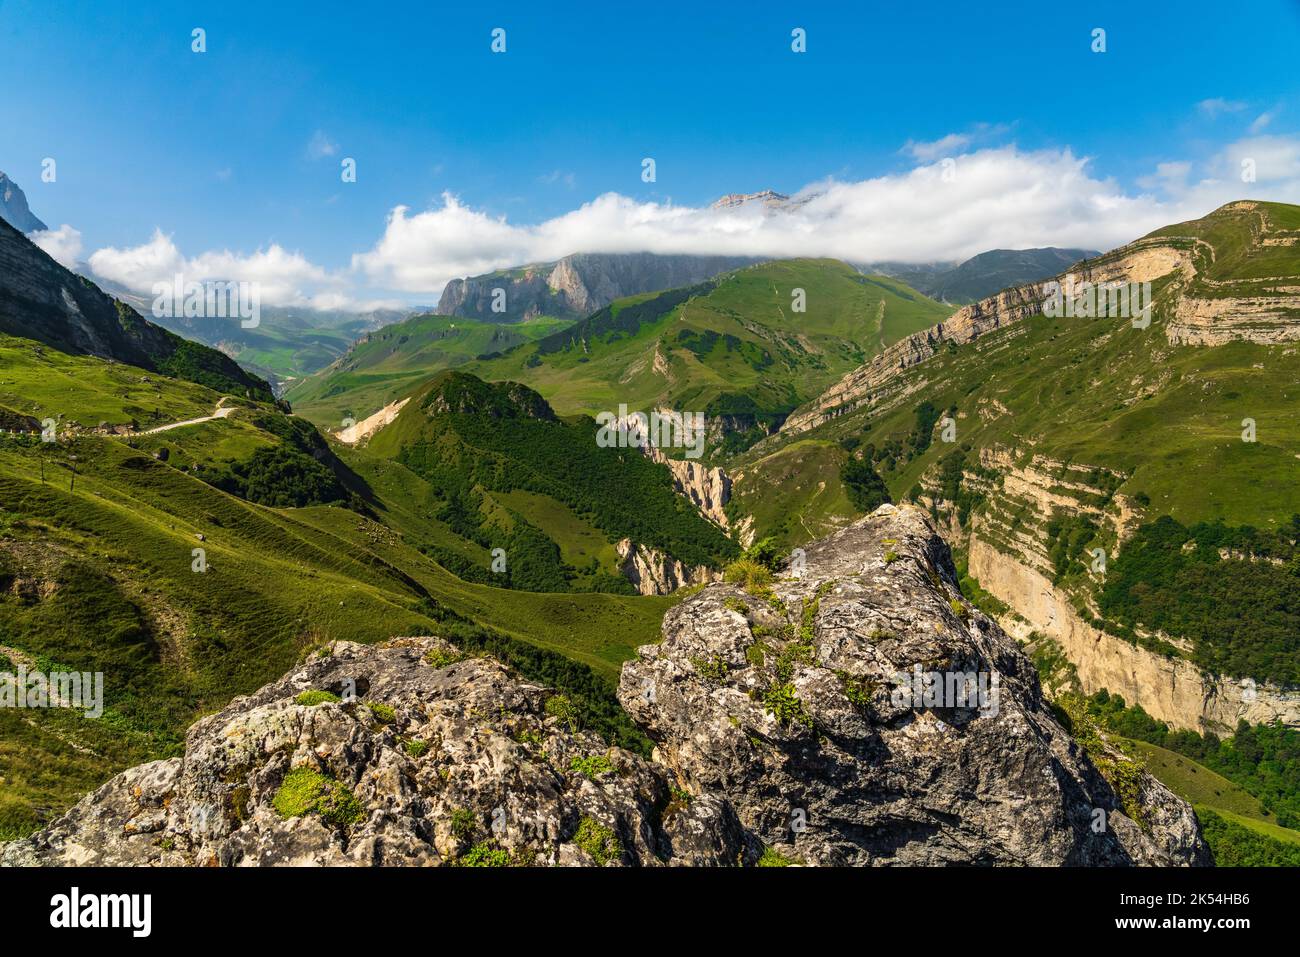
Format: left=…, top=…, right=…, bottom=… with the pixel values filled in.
left=2, top=506, right=1207, bottom=867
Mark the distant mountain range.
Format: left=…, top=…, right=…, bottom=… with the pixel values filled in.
left=437, top=251, right=762, bottom=322
left=0, top=171, right=46, bottom=233
left=296, top=259, right=952, bottom=439
left=861, top=247, right=1100, bottom=304
left=90, top=274, right=415, bottom=394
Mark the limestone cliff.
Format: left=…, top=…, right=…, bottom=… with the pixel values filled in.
left=780, top=239, right=1194, bottom=436
left=648, top=450, right=732, bottom=528
left=437, top=253, right=758, bottom=323
left=968, top=536, right=1300, bottom=732
left=615, top=538, right=717, bottom=596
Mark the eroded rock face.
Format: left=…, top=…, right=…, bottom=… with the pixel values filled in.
left=615, top=538, right=717, bottom=596
left=780, top=241, right=1194, bottom=437
left=619, top=505, right=1208, bottom=866
left=0, top=172, right=46, bottom=233
left=2, top=507, right=1208, bottom=867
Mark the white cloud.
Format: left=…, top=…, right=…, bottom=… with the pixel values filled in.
left=81, top=133, right=1300, bottom=310
left=538, top=169, right=576, bottom=188
left=1137, top=161, right=1191, bottom=191
left=1211, top=135, right=1300, bottom=182
left=903, top=123, right=1012, bottom=161
left=306, top=130, right=338, bottom=160
left=903, top=133, right=971, bottom=161
left=1250, top=110, right=1277, bottom=134
left=28, top=224, right=83, bottom=268
left=87, top=228, right=349, bottom=309
left=352, top=137, right=1300, bottom=297
left=1198, top=98, right=1247, bottom=118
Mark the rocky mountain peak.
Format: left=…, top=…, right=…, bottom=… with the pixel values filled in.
left=709, top=189, right=792, bottom=211
left=1, top=506, right=1207, bottom=867
left=0, top=172, right=47, bottom=233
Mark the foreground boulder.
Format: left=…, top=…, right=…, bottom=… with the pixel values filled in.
left=2, top=505, right=1208, bottom=866
left=1, top=637, right=744, bottom=866
left=620, top=504, right=1208, bottom=865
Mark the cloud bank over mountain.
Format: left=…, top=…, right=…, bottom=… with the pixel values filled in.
left=81, top=135, right=1300, bottom=309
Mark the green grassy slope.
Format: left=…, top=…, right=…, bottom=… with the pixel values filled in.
left=733, top=201, right=1300, bottom=679
left=463, top=260, right=948, bottom=427
left=1127, top=739, right=1300, bottom=844
left=1148, top=199, right=1300, bottom=289
left=1124, top=738, right=1300, bottom=864
left=739, top=253, right=1300, bottom=536
left=290, top=262, right=949, bottom=450
left=0, top=341, right=677, bottom=838
left=366, top=371, right=737, bottom=579
left=287, top=314, right=572, bottom=428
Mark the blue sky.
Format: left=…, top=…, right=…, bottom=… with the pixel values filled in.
left=4, top=0, right=1299, bottom=306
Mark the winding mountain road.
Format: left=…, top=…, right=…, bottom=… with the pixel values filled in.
left=140, top=398, right=234, bottom=434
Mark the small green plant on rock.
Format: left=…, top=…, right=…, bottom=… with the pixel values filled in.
left=760, top=682, right=813, bottom=729
left=723, top=559, right=772, bottom=592
left=723, top=596, right=750, bottom=615
left=460, top=841, right=512, bottom=867
left=757, top=845, right=793, bottom=867
left=450, top=807, right=478, bottom=841
left=365, top=700, right=396, bottom=723
left=838, top=672, right=878, bottom=712
left=272, top=767, right=365, bottom=828
left=545, top=694, right=581, bottom=734
left=691, top=654, right=730, bottom=684
left=425, top=648, right=466, bottom=669
left=294, top=690, right=340, bottom=707
left=569, top=753, right=615, bottom=779
left=573, top=816, right=622, bottom=865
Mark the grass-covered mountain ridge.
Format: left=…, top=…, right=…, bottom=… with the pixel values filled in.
left=725, top=200, right=1300, bottom=724
left=294, top=259, right=952, bottom=461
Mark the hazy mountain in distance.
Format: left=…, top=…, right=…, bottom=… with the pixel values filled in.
left=0, top=171, right=47, bottom=233
left=709, top=189, right=813, bottom=212
left=85, top=273, right=417, bottom=393
left=863, top=247, right=1101, bottom=304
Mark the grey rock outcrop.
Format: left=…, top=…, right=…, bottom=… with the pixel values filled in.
left=618, top=504, right=1209, bottom=866
left=2, top=507, right=1208, bottom=867
left=1, top=637, right=746, bottom=867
